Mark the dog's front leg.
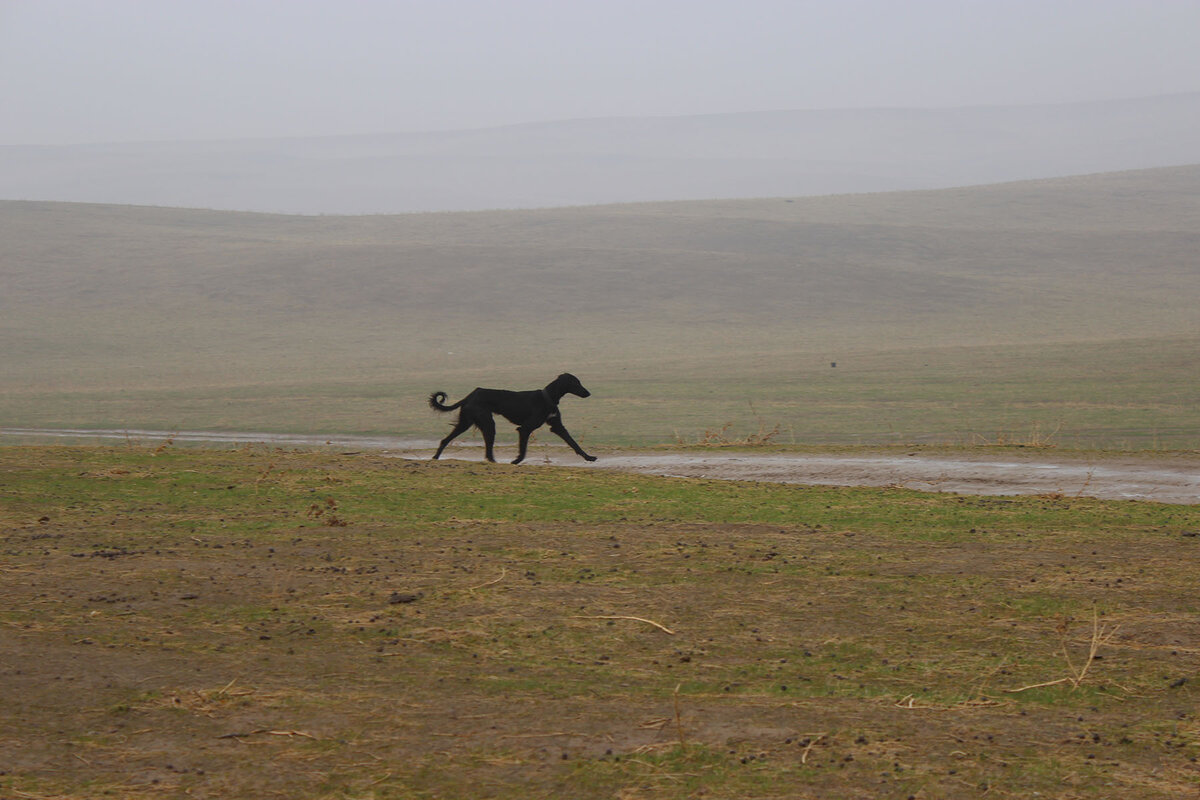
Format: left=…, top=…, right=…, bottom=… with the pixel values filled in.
left=549, top=419, right=597, bottom=462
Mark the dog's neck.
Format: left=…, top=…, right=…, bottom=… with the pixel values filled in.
left=540, top=387, right=559, bottom=406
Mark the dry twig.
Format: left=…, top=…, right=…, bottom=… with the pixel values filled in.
left=569, top=615, right=675, bottom=634
left=1002, top=677, right=1072, bottom=694
left=673, top=683, right=687, bottom=746
left=800, top=733, right=827, bottom=764
left=468, top=567, right=507, bottom=591
left=219, top=729, right=320, bottom=740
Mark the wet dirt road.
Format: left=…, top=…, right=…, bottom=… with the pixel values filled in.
left=3, top=427, right=1197, bottom=504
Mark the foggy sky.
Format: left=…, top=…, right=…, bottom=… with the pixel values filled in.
left=3, top=0, right=1200, bottom=146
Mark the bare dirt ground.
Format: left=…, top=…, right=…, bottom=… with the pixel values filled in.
left=4, top=427, right=1197, bottom=504
left=3, top=446, right=1199, bottom=798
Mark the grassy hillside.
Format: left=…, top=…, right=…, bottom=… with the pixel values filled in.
left=2, top=167, right=1198, bottom=447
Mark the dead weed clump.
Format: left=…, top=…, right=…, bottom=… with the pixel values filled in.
left=673, top=402, right=787, bottom=448
left=1003, top=606, right=1122, bottom=695
left=970, top=420, right=1064, bottom=448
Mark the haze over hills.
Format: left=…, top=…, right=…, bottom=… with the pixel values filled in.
left=3, top=164, right=1197, bottom=376
left=4, top=94, right=1200, bottom=214
left=2, top=163, right=1198, bottom=444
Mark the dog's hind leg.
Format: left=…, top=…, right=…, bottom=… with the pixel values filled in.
left=476, top=413, right=498, bottom=463
left=433, top=417, right=473, bottom=460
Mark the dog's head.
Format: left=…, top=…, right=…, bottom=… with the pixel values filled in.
left=556, top=372, right=591, bottom=398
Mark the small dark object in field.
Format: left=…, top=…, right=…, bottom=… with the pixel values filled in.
left=428, top=372, right=596, bottom=464
left=388, top=592, right=421, bottom=605
left=1169, top=677, right=1188, bottom=688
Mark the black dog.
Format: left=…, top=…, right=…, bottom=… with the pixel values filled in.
left=428, top=373, right=597, bottom=464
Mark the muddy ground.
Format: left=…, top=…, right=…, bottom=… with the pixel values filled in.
left=1, top=446, right=1199, bottom=798
left=3, top=427, right=1197, bottom=504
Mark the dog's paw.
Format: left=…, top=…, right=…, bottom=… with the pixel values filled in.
left=583, top=455, right=598, bottom=462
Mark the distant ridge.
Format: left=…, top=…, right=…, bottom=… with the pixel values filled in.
left=3, top=93, right=1200, bottom=214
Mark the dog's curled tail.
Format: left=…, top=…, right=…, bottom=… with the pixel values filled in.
left=428, top=391, right=460, bottom=412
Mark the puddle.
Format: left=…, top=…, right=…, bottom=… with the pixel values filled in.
left=3, top=427, right=1196, bottom=504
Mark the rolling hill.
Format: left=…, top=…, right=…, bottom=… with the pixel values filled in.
left=3, top=93, right=1200, bottom=214
left=2, top=166, right=1197, bottom=446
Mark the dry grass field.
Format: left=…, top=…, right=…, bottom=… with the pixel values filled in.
left=1, top=446, right=1198, bottom=798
